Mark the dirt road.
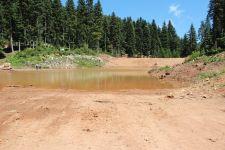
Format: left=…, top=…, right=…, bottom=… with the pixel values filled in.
left=0, top=87, right=225, bottom=150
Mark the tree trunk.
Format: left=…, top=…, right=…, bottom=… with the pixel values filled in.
left=104, top=33, right=107, bottom=52
left=19, top=41, right=21, bottom=52
left=10, top=34, right=14, bottom=53
left=33, top=41, right=35, bottom=49
left=45, top=19, right=47, bottom=44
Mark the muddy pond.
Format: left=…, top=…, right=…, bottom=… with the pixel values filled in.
left=0, top=68, right=174, bottom=91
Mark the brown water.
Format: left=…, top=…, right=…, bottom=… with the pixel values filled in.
left=0, top=69, right=174, bottom=91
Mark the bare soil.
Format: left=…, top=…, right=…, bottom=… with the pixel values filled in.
left=0, top=87, right=225, bottom=150
left=101, top=55, right=185, bottom=68
left=0, top=57, right=225, bottom=150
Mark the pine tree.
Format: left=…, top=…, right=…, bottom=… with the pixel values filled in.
left=223, top=0, right=225, bottom=33
left=42, top=0, right=53, bottom=44
left=168, top=21, right=180, bottom=56
left=52, top=0, right=65, bottom=46
left=100, top=16, right=110, bottom=52
left=77, top=0, right=88, bottom=47
left=124, top=17, right=136, bottom=57
left=116, top=18, right=125, bottom=56
left=2, top=0, right=24, bottom=52
left=32, top=0, right=46, bottom=43
left=198, top=21, right=206, bottom=43
left=208, top=0, right=224, bottom=46
left=0, top=1, right=6, bottom=39
left=188, top=24, right=197, bottom=54
left=198, top=17, right=213, bottom=53
left=142, top=20, right=151, bottom=56
left=150, top=20, right=161, bottom=56
left=65, top=0, right=77, bottom=49
left=109, top=12, right=121, bottom=55
left=91, top=0, right=103, bottom=49
left=18, top=0, right=32, bottom=45
left=181, top=34, right=190, bottom=57
left=135, top=18, right=144, bottom=56
left=86, top=0, right=94, bottom=48
left=160, top=22, right=169, bottom=50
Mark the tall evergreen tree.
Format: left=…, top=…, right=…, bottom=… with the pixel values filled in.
left=181, top=34, right=190, bottom=57
left=124, top=17, right=136, bottom=57
left=65, top=0, right=77, bottom=48
left=42, top=0, right=53, bottom=44
left=168, top=21, right=180, bottom=56
left=77, top=0, right=88, bottom=47
left=91, top=0, right=103, bottom=49
left=223, top=0, right=225, bottom=33
left=86, top=0, right=94, bottom=48
left=52, top=0, right=65, bottom=46
left=100, top=16, right=110, bottom=52
left=109, top=12, right=121, bottom=55
left=0, top=1, right=6, bottom=39
left=160, top=22, right=169, bottom=50
left=2, top=0, right=24, bottom=52
left=198, top=17, right=213, bottom=54
left=188, top=24, right=197, bottom=54
left=142, top=21, right=151, bottom=56
left=208, top=0, right=224, bottom=46
left=135, top=18, right=144, bottom=56
left=150, top=20, right=161, bottom=56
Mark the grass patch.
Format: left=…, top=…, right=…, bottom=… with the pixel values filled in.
left=201, top=55, right=225, bottom=63
left=159, top=66, right=173, bottom=72
left=75, top=56, right=104, bottom=68
left=198, top=69, right=225, bottom=79
left=218, top=83, right=225, bottom=88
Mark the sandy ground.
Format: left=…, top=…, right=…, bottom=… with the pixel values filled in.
left=102, top=56, right=185, bottom=68
left=0, top=86, right=225, bottom=150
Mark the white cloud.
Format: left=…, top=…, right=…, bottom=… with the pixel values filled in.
left=169, top=4, right=183, bottom=17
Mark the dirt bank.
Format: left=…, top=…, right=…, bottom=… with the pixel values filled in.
left=102, top=56, right=185, bottom=68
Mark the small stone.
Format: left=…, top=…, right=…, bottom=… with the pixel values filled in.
left=93, top=114, right=98, bottom=118
left=166, top=93, right=174, bottom=99
left=187, top=93, right=191, bottom=96
left=202, top=96, right=207, bottom=99
left=160, top=75, right=166, bottom=79
left=83, top=129, right=92, bottom=132
left=165, top=72, right=170, bottom=76
left=205, top=78, right=210, bottom=82
left=208, top=138, right=217, bottom=143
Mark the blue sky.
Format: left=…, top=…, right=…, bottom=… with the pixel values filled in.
left=62, top=0, right=209, bottom=37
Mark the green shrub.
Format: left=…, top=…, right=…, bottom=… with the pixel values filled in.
left=188, top=51, right=202, bottom=61
left=205, top=48, right=223, bottom=55
left=6, top=44, right=58, bottom=67
left=6, top=44, right=104, bottom=68
left=159, top=66, right=173, bottom=71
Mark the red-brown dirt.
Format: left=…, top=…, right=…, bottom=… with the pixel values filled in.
left=0, top=56, right=225, bottom=150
